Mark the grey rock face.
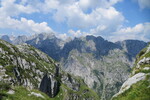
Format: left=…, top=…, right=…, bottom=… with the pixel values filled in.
left=26, top=34, right=64, bottom=61
left=61, top=48, right=132, bottom=99
left=0, top=39, right=59, bottom=90
left=0, top=34, right=147, bottom=100
left=61, top=73, right=80, bottom=92
left=39, top=74, right=60, bottom=97
left=39, top=64, right=60, bottom=98
left=116, top=40, right=147, bottom=61
left=59, top=36, right=147, bottom=100
left=13, top=35, right=28, bottom=44
left=0, top=39, right=100, bottom=100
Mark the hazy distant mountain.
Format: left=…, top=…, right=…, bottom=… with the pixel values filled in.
left=0, top=35, right=27, bottom=45
left=0, top=33, right=148, bottom=99
left=26, top=33, right=65, bottom=61
left=0, top=35, right=12, bottom=43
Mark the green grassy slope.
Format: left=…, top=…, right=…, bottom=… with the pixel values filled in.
left=0, top=39, right=99, bottom=100
left=112, top=43, right=150, bottom=100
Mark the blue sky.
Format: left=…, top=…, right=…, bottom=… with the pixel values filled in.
left=0, top=0, right=150, bottom=41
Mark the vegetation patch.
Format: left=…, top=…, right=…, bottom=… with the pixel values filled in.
left=5, top=65, right=16, bottom=77
left=113, top=77, right=150, bottom=100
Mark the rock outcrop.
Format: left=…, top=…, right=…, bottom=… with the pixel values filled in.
left=0, top=39, right=99, bottom=100
left=39, top=74, right=60, bottom=98
left=112, top=43, right=150, bottom=100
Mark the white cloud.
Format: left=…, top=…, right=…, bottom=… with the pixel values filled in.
left=67, top=29, right=94, bottom=38
left=39, top=0, right=59, bottom=13
left=20, top=18, right=53, bottom=33
left=0, top=0, right=149, bottom=42
left=109, top=23, right=150, bottom=42
left=0, top=16, right=53, bottom=34
left=54, top=4, right=124, bottom=30
left=86, top=7, right=124, bottom=39
left=79, top=0, right=122, bottom=10
left=14, top=0, right=59, bottom=14
left=0, top=0, right=38, bottom=17
left=0, top=0, right=124, bottom=34
left=0, top=0, right=53, bottom=34
left=135, top=0, right=150, bottom=9
left=68, top=29, right=83, bottom=37
left=57, top=33, right=68, bottom=40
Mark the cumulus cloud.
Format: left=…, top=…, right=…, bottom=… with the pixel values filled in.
left=135, top=0, right=150, bottom=9
left=109, top=23, right=150, bottom=42
left=0, top=0, right=149, bottom=42
left=0, top=0, right=38, bottom=16
left=14, top=0, right=59, bottom=13
left=85, top=7, right=124, bottom=40
left=57, top=29, right=91, bottom=40
left=0, top=0, right=53, bottom=34
left=54, top=5, right=124, bottom=30
left=79, top=0, right=122, bottom=10
left=0, top=0, right=124, bottom=35
left=0, top=16, right=52, bottom=34
left=68, top=29, right=83, bottom=37
left=57, top=33, right=68, bottom=40
left=36, top=0, right=59, bottom=13
left=66, top=23, right=150, bottom=42
left=20, top=18, right=53, bottom=33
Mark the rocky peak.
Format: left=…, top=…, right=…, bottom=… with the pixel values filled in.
left=86, top=35, right=104, bottom=42
left=116, top=40, right=147, bottom=60
left=30, top=33, right=55, bottom=41
left=0, top=35, right=12, bottom=43
left=13, top=35, right=28, bottom=45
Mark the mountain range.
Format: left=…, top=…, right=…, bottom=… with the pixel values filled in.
left=0, top=33, right=149, bottom=100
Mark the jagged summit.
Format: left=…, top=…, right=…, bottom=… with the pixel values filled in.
left=86, top=35, right=104, bottom=41
left=0, top=35, right=12, bottom=43
left=116, top=40, right=147, bottom=58
left=30, top=33, right=55, bottom=41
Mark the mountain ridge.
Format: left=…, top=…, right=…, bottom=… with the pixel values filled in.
left=0, top=33, right=148, bottom=100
